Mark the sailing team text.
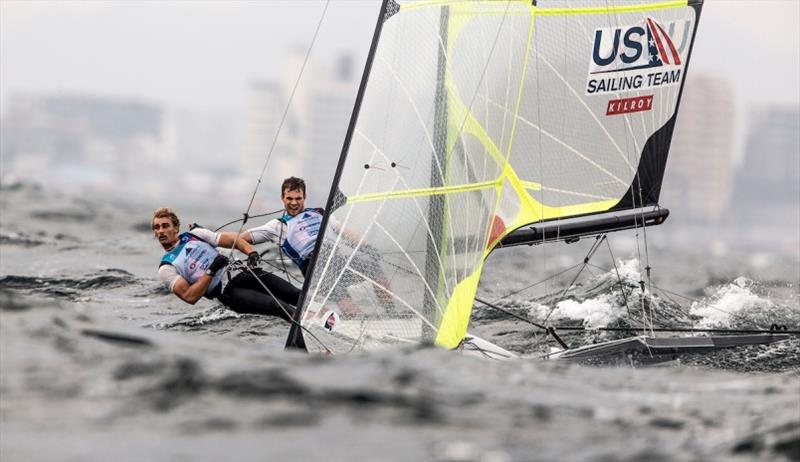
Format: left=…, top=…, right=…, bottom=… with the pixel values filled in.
left=587, top=69, right=681, bottom=95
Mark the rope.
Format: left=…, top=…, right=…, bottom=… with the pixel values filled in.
left=235, top=261, right=331, bottom=354
left=215, top=0, right=333, bottom=353
left=605, top=236, right=633, bottom=319
left=213, top=209, right=283, bottom=232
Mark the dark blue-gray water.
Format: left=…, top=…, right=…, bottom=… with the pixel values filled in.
left=1, top=180, right=798, bottom=461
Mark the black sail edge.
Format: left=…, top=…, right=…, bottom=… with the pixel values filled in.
left=499, top=0, right=704, bottom=249
left=611, top=0, right=705, bottom=211
left=285, top=0, right=394, bottom=350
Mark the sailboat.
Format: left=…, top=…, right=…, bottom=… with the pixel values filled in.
left=283, top=0, right=792, bottom=360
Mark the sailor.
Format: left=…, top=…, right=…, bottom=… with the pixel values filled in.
left=229, top=177, right=394, bottom=315
left=152, top=207, right=299, bottom=320
left=239, top=176, right=323, bottom=276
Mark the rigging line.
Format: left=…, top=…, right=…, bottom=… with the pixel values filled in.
left=373, top=221, right=446, bottom=317
left=474, top=297, right=548, bottom=331
left=227, top=0, right=331, bottom=258
left=262, top=258, right=304, bottom=286
left=307, top=143, right=381, bottom=308
left=605, top=235, right=633, bottom=320
left=607, top=2, right=650, bottom=361
left=369, top=28, right=459, bottom=281
left=313, top=171, right=405, bottom=312
left=584, top=261, right=755, bottom=322
left=531, top=3, right=549, bottom=327
left=346, top=265, right=439, bottom=332
left=482, top=262, right=583, bottom=304
left=354, top=131, right=455, bottom=296
left=533, top=50, right=637, bottom=175
left=238, top=262, right=332, bottom=354
left=439, top=0, right=515, bottom=183
left=484, top=97, right=628, bottom=187
left=541, top=235, right=607, bottom=325
left=607, top=0, right=650, bottom=340
left=548, top=326, right=800, bottom=335
left=555, top=235, right=606, bottom=307
left=213, top=209, right=284, bottom=232
left=647, top=279, right=694, bottom=321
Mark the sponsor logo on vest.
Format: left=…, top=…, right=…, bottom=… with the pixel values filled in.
left=586, top=17, right=690, bottom=96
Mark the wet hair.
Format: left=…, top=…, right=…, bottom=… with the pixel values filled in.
left=281, top=177, right=306, bottom=197
left=152, top=207, right=180, bottom=228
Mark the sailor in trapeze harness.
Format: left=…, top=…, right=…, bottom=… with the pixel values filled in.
left=223, top=177, right=394, bottom=316
left=152, top=207, right=300, bottom=320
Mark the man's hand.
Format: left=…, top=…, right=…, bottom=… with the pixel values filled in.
left=207, top=254, right=229, bottom=276
left=247, top=251, right=261, bottom=269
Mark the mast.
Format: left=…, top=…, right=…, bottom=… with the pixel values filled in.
left=423, top=5, right=450, bottom=335
left=285, top=0, right=395, bottom=349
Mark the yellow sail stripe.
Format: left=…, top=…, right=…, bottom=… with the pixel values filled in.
left=401, top=0, right=530, bottom=14
left=400, top=0, right=688, bottom=16
left=347, top=179, right=500, bottom=204
left=534, top=0, right=689, bottom=16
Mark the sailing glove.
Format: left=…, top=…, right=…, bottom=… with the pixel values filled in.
left=206, top=254, right=229, bottom=276
left=246, top=251, right=261, bottom=268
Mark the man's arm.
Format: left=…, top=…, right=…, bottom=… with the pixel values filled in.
left=240, top=219, right=283, bottom=246
left=217, top=232, right=255, bottom=255
left=171, top=274, right=214, bottom=305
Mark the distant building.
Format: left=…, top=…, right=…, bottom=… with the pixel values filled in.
left=727, top=105, right=800, bottom=235
left=663, top=74, right=736, bottom=225
left=242, top=51, right=358, bottom=204
left=1, top=93, right=164, bottom=194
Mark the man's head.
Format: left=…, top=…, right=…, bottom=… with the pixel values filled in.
left=152, top=207, right=181, bottom=250
left=281, top=176, right=306, bottom=217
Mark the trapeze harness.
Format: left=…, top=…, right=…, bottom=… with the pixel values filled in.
left=160, top=232, right=225, bottom=298
left=279, top=208, right=323, bottom=275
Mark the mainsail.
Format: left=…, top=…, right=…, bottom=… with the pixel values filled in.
left=286, top=0, right=703, bottom=353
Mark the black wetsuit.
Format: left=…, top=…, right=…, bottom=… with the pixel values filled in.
left=216, top=268, right=300, bottom=320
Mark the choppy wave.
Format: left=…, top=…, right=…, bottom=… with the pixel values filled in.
left=691, top=277, right=799, bottom=330
left=1, top=181, right=798, bottom=461
left=0, top=269, right=141, bottom=301
left=472, top=259, right=800, bottom=372
left=147, top=306, right=241, bottom=330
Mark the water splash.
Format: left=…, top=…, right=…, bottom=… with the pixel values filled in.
left=690, top=277, right=799, bottom=330
left=149, top=306, right=240, bottom=329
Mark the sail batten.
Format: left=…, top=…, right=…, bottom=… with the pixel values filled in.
left=287, top=0, right=703, bottom=353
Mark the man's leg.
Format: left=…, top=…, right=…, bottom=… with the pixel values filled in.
left=222, top=286, right=295, bottom=321
left=234, top=269, right=301, bottom=305
left=256, top=271, right=301, bottom=305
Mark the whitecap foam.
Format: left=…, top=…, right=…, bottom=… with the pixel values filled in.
left=690, top=277, right=775, bottom=328
left=552, top=295, right=618, bottom=328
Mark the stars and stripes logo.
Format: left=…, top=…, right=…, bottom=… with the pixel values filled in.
left=646, top=17, right=681, bottom=67
left=586, top=16, right=692, bottom=96
left=589, top=17, right=687, bottom=74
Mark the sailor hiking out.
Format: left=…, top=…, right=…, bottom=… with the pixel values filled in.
left=152, top=207, right=299, bottom=320
left=228, top=177, right=394, bottom=316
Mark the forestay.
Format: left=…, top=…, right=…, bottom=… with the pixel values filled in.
left=286, top=0, right=703, bottom=353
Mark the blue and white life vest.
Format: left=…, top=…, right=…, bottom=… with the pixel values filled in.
left=160, top=232, right=224, bottom=294
left=279, top=208, right=323, bottom=269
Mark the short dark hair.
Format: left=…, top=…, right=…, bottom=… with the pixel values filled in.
left=152, top=207, right=180, bottom=228
left=281, top=177, right=306, bottom=197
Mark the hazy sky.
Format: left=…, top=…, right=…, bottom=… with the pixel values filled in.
left=2, top=0, right=798, bottom=114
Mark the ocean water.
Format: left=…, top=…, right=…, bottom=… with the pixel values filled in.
left=1, top=181, right=798, bottom=462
